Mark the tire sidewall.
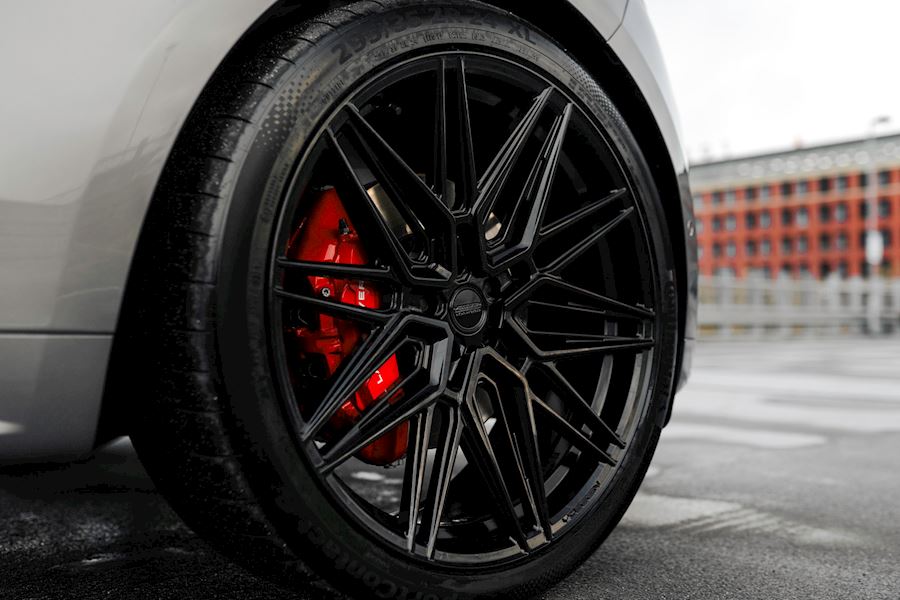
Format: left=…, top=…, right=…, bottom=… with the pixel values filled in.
left=214, top=3, right=678, bottom=598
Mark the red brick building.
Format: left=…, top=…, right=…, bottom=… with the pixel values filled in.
left=691, top=134, right=900, bottom=279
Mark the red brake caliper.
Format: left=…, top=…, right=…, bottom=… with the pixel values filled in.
left=286, top=188, right=408, bottom=465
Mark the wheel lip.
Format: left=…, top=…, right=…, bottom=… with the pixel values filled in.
left=264, top=48, right=664, bottom=568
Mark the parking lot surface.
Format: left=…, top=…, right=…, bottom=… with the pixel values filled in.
left=4, top=338, right=899, bottom=599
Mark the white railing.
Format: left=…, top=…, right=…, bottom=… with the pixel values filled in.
left=698, top=275, right=900, bottom=338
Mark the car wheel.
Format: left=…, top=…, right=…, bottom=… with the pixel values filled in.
left=128, top=1, right=679, bottom=598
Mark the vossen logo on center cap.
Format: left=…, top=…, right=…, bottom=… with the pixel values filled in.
left=449, top=287, right=487, bottom=334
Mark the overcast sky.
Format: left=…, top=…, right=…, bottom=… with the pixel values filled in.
left=644, top=0, right=900, bottom=163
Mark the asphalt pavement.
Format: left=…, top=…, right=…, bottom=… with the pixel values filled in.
left=3, top=338, right=899, bottom=599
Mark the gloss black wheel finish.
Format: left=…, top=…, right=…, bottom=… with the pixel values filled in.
left=270, top=52, right=661, bottom=564
left=129, top=2, right=679, bottom=598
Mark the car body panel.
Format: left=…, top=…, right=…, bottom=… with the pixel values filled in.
left=0, top=0, right=694, bottom=459
left=0, top=334, right=111, bottom=459
left=0, top=0, right=278, bottom=334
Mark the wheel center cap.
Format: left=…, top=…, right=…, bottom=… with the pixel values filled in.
left=448, top=286, right=488, bottom=335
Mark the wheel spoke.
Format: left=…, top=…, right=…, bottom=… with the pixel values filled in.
left=341, top=105, right=457, bottom=281
left=538, top=188, right=627, bottom=242
left=416, top=403, right=463, bottom=558
left=531, top=394, right=617, bottom=465
left=274, top=286, right=396, bottom=325
left=327, top=130, right=433, bottom=285
left=399, top=407, right=433, bottom=551
left=301, top=315, right=452, bottom=442
left=486, top=103, right=573, bottom=270
left=507, top=316, right=654, bottom=360
left=472, top=87, right=575, bottom=272
left=531, top=361, right=625, bottom=449
left=318, top=372, right=447, bottom=474
left=476, top=86, right=552, bottom=217
left=460, top=396, right=530, bottom=552
left=545, top=207, right=635, bottom=275
left=482, top=354, right=552, bottom=540
left=435, top=57, right=477, bottom=210
left=328, top=129, right=453, bottom=288
left=507, top=275, right=655, bottom=322
left=275, top=258, right=398, bottom=284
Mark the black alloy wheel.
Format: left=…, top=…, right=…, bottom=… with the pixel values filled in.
left=127, top=2, right=680, bottom=599
left=272, top=54, right=660, bottom=564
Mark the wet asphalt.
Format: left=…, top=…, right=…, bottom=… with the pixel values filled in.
left=2, top=338, right=899, bottom=599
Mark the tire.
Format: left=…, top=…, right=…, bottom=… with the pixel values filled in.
left=127, top=2, right=679, bottom=599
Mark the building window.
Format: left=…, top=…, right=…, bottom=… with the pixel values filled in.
left=696, top=219, right=704, bottom=234
left=860, top=173, right=869, bottom=189
left=760, top=212, right=772, bottom=228
left=861, top=262, right=871, bottom=277
left=797, top=180, right=809, bottom=197
left=798, top=236, right=809, bottom=254
left=726, top=214, right=737, bottom=231
left=798, top=264, right=810, bottom=278
left=838, top=262, right=849, bottom=278
left=835, top=203, right=848, bottom=223
left=796, top=207, right=809, bottom=227
left=837, top=175, right=849, bottom=191
left=746, top=240, right=757, bottom=256
left=745, top=186, right=756, bottom=201
left=859, top=231, right=867, bottom=249
left=819, top=204, right=831, bottom=223
left=712, top=191, right=723, bottom=205
left=820, top=233, right=832, bottom=251
left=860, top=201, right=869, bottom=219
left=879, top=169, right=891, bottom=187
left=781, top=237, right=793, bottom=254
left=836, top=232, right=848, bottom=250
left=879, top=198, right=891, bottom=218
left=693, top=195, right=704, bottom=209
left=883, top=229, right=893, bottom=248
left=780, top=182, right=792, bottom=197
left=713, top=242, right=722, bottom=257
left=727, top=241, right=737, bottom=258
left=745, top=213, right=756, bottom=229
left=819, top=177, right=831, bottom=193
left=760, top=239, right=772, bottom=256
left=780, top=264, right=793, bottom=278
left=712, top=216, right=722, bottom=232
left=820, top=262, right=832, bottom=278
left=759, top=185, right=771, bottom=201
left=725, top=190, right=737, bottom=205
left=781, top=208, right=792, bottom=226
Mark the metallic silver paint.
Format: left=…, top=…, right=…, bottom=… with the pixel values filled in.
left=0, top=335, right=112, bottom=459
left=0, top=0, right=277, bottom=333
left=0, top=0, right=693, bottom=458
left=0, top=0, right=278, bottom=458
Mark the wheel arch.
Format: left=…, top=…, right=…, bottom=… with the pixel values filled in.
left=102, top=0, right=693, bottom=443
